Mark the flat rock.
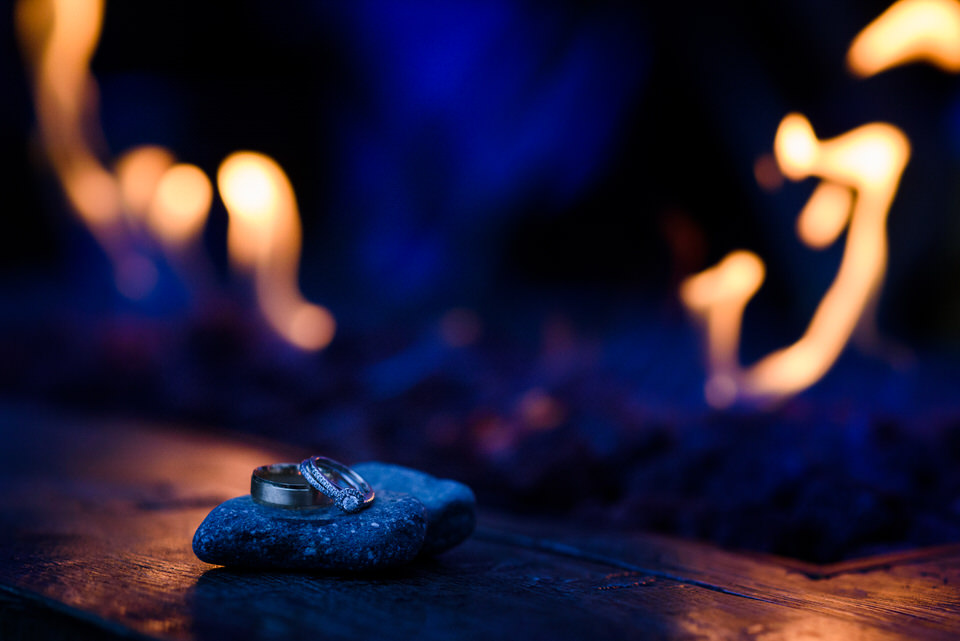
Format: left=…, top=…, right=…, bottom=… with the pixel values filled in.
left=353, top=462, right=475, bottom=555
left=193, top=491, right=426, bottom=571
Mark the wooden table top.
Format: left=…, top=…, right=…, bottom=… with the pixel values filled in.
left=1, top=402, right=959, bottom=640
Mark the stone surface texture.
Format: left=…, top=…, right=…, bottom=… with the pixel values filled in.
left=193, top=491, right=426, bottom=571
left=354, top=462, right=476, bottom=555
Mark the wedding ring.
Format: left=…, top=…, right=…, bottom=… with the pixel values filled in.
left=298, top=456, right=375, bottom=513
left=251, top=463, right=332, bottom=508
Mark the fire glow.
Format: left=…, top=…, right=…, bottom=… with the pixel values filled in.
left=681, top=0, right=960, bottom=407
left=16, top=0, right=334, bottom=351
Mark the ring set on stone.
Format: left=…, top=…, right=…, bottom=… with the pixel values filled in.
left=251, top=456, right=375, bottom=513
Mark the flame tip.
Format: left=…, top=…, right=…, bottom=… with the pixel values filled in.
left=848, top=0, right=960, bottom=77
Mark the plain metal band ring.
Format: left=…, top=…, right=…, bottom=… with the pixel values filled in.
left=251, top=463, right=331, bottom=508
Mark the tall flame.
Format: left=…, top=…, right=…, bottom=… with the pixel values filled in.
left=16, top=0, right=120, bottom=233
left=679, top=251, right=765, bottom=408
left=681, top=114, right=910, bottom=407
left=848, top=0, right=960, bottom=76
left=218, top=152, right=336, bottom=351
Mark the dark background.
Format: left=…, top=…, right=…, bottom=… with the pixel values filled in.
left=3, top=0, right=960, bottom=341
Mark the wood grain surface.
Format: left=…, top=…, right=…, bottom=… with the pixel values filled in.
left=1, top=403, right=959, bottom=640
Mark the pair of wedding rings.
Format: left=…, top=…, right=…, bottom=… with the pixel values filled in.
left=251, top=456, right=375, bottom=513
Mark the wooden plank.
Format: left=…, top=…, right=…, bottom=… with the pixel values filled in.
left=0, top=403, right=957, bottom=640
left=478, top=516, right=960, bottom=639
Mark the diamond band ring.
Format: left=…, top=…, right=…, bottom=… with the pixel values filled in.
left=298, top=456, right=375, bottom=513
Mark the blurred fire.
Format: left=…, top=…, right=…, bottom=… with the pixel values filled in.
left=115, top=146, right=175, bottom=223
left=848, top=0, right=960, bottom=75
left=680, top=251, right=765, bottom=408
left=16, top=0, right=120, bottom=234
left=148, top=164, right=213, bottom=249
left=218, top=152, right=335, bottom=351
left=681, top=0, right=952, bottom=408
left=16, top=0, right=333, bottom=350
left=683, top=116, right=909, bottom=408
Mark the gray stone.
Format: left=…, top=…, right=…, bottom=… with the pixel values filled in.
left=353, top=462, right=475, bottom=555
left=192, top=491, right=426, bottom=571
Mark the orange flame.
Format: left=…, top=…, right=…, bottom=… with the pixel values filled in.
left=148, top=164, right=213, bottom=248
left=680, top=251, right=765, bottom=409
left=116, top=146, right=176, bottom=220
left=795, top=182, right=854, bottom=250
left=217, top=152, right=335, bottom=351
left=681, top=114, right=910, bottom=407
left=848, top=0, right=960, bottom=76
left=16, top=0, right=121, bottom=233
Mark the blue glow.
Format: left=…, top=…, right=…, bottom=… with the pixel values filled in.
left=319, top=1, right=648, bottom=301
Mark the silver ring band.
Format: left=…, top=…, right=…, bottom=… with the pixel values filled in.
left=298, top=456, right=375, bottom=513
left=251, top=463, right=332, bottom=508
